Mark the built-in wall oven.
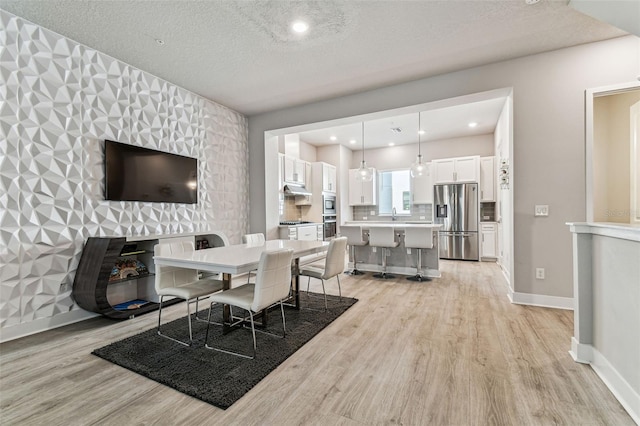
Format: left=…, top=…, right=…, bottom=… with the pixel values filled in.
left=323, top=215, right=336, bottom=240
left=323, top=195, right=337, bottom=240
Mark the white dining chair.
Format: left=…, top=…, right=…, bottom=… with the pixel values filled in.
left=154, top=241, right=224, bottom=346
left=404, top=227, right=433, bottom=282
left=339, top=225, right=368, bottom=275
left=242, top=233, right=266, bottom=283
left=299, top=237, right=348, bottom=309
left=204, top=248, right=294, bottom=359
left=369, top=227, right=400, bottom=279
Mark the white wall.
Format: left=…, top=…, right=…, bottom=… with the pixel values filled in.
left=569, top=224, right=640, bottom=423
left=0, top=11, right=249, bottom=338
left=249, top=35, right=639, bottom=302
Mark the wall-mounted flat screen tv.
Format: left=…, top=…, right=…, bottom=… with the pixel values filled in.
left=104, top=140, right=198, bottom=204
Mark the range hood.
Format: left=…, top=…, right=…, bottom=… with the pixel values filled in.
left=283, top=184, right=312, bottom=196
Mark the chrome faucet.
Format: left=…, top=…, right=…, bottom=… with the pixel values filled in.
left=392, top=207, right=397, bottom=221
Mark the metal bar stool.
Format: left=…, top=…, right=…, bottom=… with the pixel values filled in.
left=339, top=225, right=368, bottom=275
left=369, top=226, right=399, bottom=279
left=404, top=227, right=433, bottom=282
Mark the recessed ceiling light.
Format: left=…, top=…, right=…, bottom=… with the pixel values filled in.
left=292, top=21, right=309, bottom=33
left=418, top=130, right=426, bottom=135
left=349, top=139, right=356, bottom=144
left=525, top=0, right=540, bottom=4
left=388, top=142, right=395, bottom=146
left=330, top=136, right=337, bottom=141
left=468, top=122, right=478, bottom=128
left=155, top=38, right=165, bottom=46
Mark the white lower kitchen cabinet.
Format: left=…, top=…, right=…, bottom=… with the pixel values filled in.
left=279, top=224, right=326, bottom=265
left=279, top=224, right=323, bottom=241
left=480, top=223, right=497, bottom=260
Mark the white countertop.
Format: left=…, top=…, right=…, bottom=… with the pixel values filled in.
left=278, top=222, right=323, bottom=228
left=343, top=221, right=442, bottom=230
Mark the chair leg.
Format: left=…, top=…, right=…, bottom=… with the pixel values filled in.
left=205, top=303, right=257, bottom=359
left=336, top=274, right=342, bottom=301
left=374, top=248, right=395, bottom=279
left=307, top=276, right=311, bottom=294
left=157, top=295, right=192, bottom=347
left=347, top=245, right=365, bottom=275
left=187, top=298, right=193, bottom=342
left=407, top=249, right=431, bottom=282
left=280, top=301, right=286, bottom=337
left=320, top=279, right=327, bottom=310
left=248, top=310, right=257, bottom=359
left=194, top=296, right=222, bottom=325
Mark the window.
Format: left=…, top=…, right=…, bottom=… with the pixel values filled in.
left=378, top=169, right=411, bottom=215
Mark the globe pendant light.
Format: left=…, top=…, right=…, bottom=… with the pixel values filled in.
left=356, top=121, right=373, bottom=182
left=410, top=113, right=426, bottom=178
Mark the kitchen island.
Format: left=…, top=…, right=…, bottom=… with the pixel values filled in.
left=341, top=222, right=442, bottom=278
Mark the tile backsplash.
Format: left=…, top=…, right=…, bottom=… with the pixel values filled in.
left=352, top=204, right=433, bottom=222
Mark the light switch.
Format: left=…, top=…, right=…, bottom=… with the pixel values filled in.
left=370, top=210, right=376, bottom=216
left=534, top=205, right=549, bottom=216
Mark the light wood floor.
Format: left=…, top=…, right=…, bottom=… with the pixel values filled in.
left=0, top=261, right=633, bottom=425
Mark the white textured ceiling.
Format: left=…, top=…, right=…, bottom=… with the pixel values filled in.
left=0, top=0, right=627, bottom=116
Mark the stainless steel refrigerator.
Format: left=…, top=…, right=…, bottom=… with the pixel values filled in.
left=434, top=183, right=479, bottom=260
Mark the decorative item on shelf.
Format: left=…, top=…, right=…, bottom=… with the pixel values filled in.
left=113, top=299, right=150, bottom=311
left=109, top=259, right=149, bottom=282
left=355, top=121, right=374, bottom=182
left=499, top=158, right=509, bottom=189
left=410, top=112, right=428, bottom=178
left=196, top=239, right=210, bottom=250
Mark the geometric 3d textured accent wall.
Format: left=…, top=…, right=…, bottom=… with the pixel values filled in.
left=0, top=10, right=249, bottom=329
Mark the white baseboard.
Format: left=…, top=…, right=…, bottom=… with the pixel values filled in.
left=510, top=291, right=574, bottom=310
left=569, top=337, right=592, bottom=364
left=0, top=309, right=99, bottom=343
left=589, top=346, right=640, bottom=425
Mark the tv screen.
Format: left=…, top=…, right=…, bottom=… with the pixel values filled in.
left=104, top=140, right=198, bottom=204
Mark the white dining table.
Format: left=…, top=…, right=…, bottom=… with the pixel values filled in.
left=153, top=239, right=329, bottom=323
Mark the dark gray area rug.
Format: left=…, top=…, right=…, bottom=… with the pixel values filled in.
left=92, top=294, right=357, bottom=409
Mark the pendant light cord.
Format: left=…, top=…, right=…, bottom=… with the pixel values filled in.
left=362, top=122, right=365, bottom=162
left=418, top=113, right=422, bottom=156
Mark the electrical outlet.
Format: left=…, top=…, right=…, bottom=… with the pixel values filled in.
left=363, top=216, right=368, bottom=220
left=420, top=216, right=426, bottom=220
left=536, top=268, right=545, bottom=279
left=406, top=248, right=412, bottom=254
left=372, top=247, right=377, bottom=253
left=534, top=205, right=549, bottom=216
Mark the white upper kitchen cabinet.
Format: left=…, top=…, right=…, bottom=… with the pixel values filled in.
left=480, top=156, right=496, bottom=202
left=411, top=162, right=433, bottom=204
left=312, top=162, right=337, bottom=194
left=433, top=155, right=480, bottom=184
left=283, top=155, right=307, bottom=185
left=322, top=163, right=337, bottom=193
left=349, top=168, right=377, bottom=206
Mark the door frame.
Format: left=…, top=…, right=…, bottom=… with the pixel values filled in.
left=585, top=81, right=640, bottom=222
